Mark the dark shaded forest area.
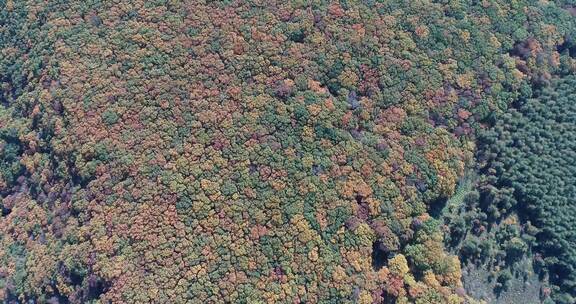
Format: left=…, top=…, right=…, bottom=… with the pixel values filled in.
left=442, top=74, right=576, bottom=304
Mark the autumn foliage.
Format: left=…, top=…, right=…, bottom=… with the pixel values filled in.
left=0, top=0, right=574, bottom=303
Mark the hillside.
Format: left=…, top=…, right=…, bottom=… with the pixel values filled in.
left=1, top=1, right=575, bottom=303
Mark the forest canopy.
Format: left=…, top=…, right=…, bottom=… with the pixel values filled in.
left=475, top=75, right=576, bottom=303
left=0, top=0, right=575, bottom=303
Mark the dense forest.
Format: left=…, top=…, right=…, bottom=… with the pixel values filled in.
left=472, top=75, right=576, bottom=304
left=0, top=1, right=575, bottom=303
left=442, top=76, right=576, bottom=304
